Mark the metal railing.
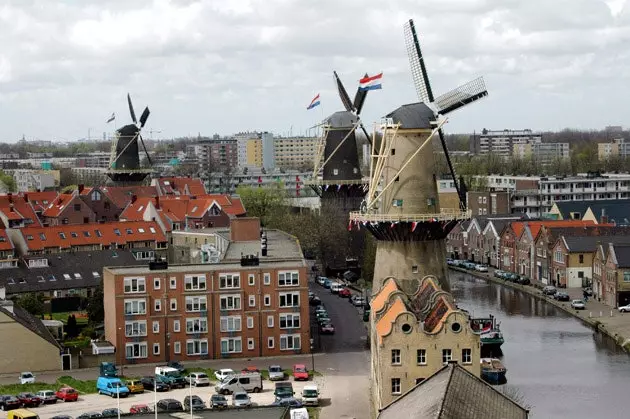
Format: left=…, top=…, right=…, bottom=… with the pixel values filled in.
left=349, top=209, right=471, bottom=223
left=303, top=178, right=368, bottom=186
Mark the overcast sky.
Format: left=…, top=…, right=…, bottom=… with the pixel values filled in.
left=0, top=0, right=629, bottom=143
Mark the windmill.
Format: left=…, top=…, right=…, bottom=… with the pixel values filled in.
left=404, top=19, right=488, bottom=211
left=106, top=94, right=153, bottom=184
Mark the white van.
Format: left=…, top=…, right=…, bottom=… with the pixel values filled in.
left=301, top=384, right=319, bottom=406
left=214, top=372, right=263, bottom=394
left=290, top=408, right=309, bottom=419
left=330, top=282, right=343, bottom=294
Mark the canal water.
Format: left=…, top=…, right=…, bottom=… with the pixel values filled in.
left=450, top=272, right=630, bottom=419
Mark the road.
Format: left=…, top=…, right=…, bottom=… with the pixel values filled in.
left=0, top=277, right=371, bottom=419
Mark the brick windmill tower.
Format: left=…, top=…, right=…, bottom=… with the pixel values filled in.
left=351, top=19, right=488, bottom=292
left=305, top=72, right=373, bottom=273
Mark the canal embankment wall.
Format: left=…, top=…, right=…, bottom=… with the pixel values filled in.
left=449, top=266, right=630, bottom=352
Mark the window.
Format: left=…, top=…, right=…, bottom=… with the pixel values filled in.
left=154, top=299, right=161, bottom=312
left=114, top=229, right=121, bottom=236
left=391, top=378, right=401, bottom=395
left=126, top=343, right=148, bottom=359
left=391, top=148, right=395, bottom=155
left=219, top=295, right=241, bottom=310
left=173, top=320, right=180, bottom=333
left=462, top=348, right=472, bottom=364
left=279, top=292, right=299, bottom=307
left=152, top=321, right=159, bottom=333
left=267, top=315, right=274, bottom=327
left=153, top=343, right=160, bottom=355
left=125, top=321, right=147, bottom=337
left=442, top=349, right=452, bottom=364
left=278, top=271, right=299, bottom=286
left=249, top=295, right=256, bottom=307
left=219, top=273, right=240, bottom=289
left=220, top=316, right=242, bottom=332
left=554, top=250, right=563, bottom=263
left=91, top=190, right=101, bottom=201
left=59, top=232, right=67, bottom=239
left=154, top=278, right=161, bottom=290
left=170, top=298, right=177, bottom=311
left=95, top=229, right=102, bottom=237
left=248, top=274, right=255, bottom=286
left=279, top=313, right=300, bottom=329
left=138, top=228, right=145, bottom=233
left=391, top=349, right=401, bottom=365
left=221, top=337, right=242, bottom=354
left=170, top=277, right=177, bottom=289
left=74, top=203, right=81, bottom=211
left=248, top=338, right=254, bottom=350
left=268, top=337, right=275, bottom=348
left=63, top=274, right=71, bottom=280
left=123, top=277, right=146, bottom=293
left=184, top=275, right=206, bottom=290
left=174, top=342, right=181, bottom=354
left=185, top=296, right=207, bottom=312
left=186, top=318, right=208, bottom=333
left=280, top=334, right=301, bottom=351
left=247, top=316, right=254, bottom=329
left=124, top=299, right=146, bottom=315
left=263, top=273, right=271, bottom=285
left=624, top=272, right=630, bottom=282
left=187, top=339, right=209, bottom=355
left=579, top=254, right=584, bottom=264
left=264, top=295, right=271, bottom=306
left=126, top=228, right=133, bottom=234
left=92, top=271, right=100, bottom=278
left=416, top=349, right=427, bottom=365
left=412, top=265, right=418, bottom=274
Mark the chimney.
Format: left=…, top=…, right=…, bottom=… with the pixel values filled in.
left=131, top=195, right=137, bottom=204
left=78, top=184, right=84, bottom=194
left=155, top=196, right=160, bottom=209
left=23, top=193, right=28, bottom=203
left=0, top=285, right=5, bottom=300
left=7, top=193, right=12, bottom=204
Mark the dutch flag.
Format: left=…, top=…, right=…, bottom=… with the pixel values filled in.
left=359, top=73, right=383, bottom=91
left=307, top=94, right=321, bottom=110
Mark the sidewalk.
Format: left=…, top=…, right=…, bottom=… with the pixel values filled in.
left=450, top=266, right=630, bottom=351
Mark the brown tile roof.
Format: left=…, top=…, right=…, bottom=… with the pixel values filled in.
left=100, top=186, right=159, bottom=209
left=0, top=195, right=41, bottom=226
left=42, top=193, right=77, bottom=217
left=156, top=177, right=206, bottom=196
left=512, top=220, right=597, bottom=238
left=21, top=191, right=59, bottom=213
left=0, top=229, right=15, bottom=251
left=121, top=194, right=245, bottom=223
left=19, top=221, right=166, bottom=251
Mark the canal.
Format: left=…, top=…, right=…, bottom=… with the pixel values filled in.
left=450, top=272, right=630, bottom=419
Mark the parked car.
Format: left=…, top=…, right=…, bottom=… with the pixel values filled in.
left=166, top=361, right=185, bottom=372
left=553, top=292, right=570, bottom=302
left=139, top=377, right=169, bottom=392
left=309, top=296, right=321, bottom=306
left=214, top=369, right=235, bottom=381
left=186, top=372, right=210, bottom=387
left=338, top=288, right=352, bottom=298
left=316, top=277, right=327, bottom=286
left=76, top=412, right=103, bottom=419
left=156, top=399, right=183, bottom=413
left=475, top=264, right=488, bottom=272
left=618, top=304, right=630, bottom=313
left=183, top=395, right=205, bottom=411
left=352, top=297, right=366, bottom=307
left=571, top=299, right=586, bottom=310
left=0, top=395, right=21, bottom=411
left=516, top=276, right=531, bottom=285
left=293, top=364, right=309, bottom=381
left=129, top=404, right=152, bottom=414
left=125, top=380, right=144, bottom=394
left=494, top=270, right=505, bottom=278
left=542, top=286, right=557, bottom=296
left=271, top=397, right=303, bottom=408
left=209, top=394, right=228, bottom=410
left=19, top=372, right=35, bottom=385
left=241, top=366, right=260, bottom=374
left=36, top=390, right=57, bottom=404
left=317, top=316, right=331, bottom=325
left=268, top=365, right=285, bottom=381
left=446, top=258, right=455, bottom=265
left=323, top=279, right=332, bottom=289
left=16, top=393, right=41, bottom=408
left=319, top=323, right=335, bottom=334
left=56, top=387, right=78, bottom=402
left=51, top=416, right=73, bottom=419
left=308, top=291, right=315, bottom=300
left=232, top=391, right=252, bottom=408
left=583, top=287, right=593, bottom=296
left=314, top=306, right=327, bottom=314
left=101, top=409, right=122, bottom=418
left=96, top=377, right=130, bottom=398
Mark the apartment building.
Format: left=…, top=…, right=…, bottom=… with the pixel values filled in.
left=598, top=138, right=630, bottom=161
left=234, top=132, right=260, bottom=168
left=246, top=139, right=263, bottom=167
left=538, top=173, right=630, bottom=212
left=470, top=129, right=542, bottom=157
left=194, top=138, right=238, bottom=173
left=513, top=142, right=570, bottom=165
left=205, top=168, right=311, bottom=197
left=467, top=191, right=510, bottom=217
left=273, top=136, right=318, bottom=170
left=11, top=169, right=58, bottom=192
left=103, top=219, right=310, bottom=364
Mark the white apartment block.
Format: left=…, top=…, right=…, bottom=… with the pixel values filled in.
left=471, top=129, right=542, bottom=158
left=12, top=170, right=57, bottom=192
left=598, top=138, right=630, bottom=161
left=513, top=142, right=570, bottom=165
left=234, top=131, right=260, bottom=168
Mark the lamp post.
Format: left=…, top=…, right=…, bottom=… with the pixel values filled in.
left=117, top=326, right=125, bottom=378
left=116, top=385, right=120, bottom=419
left=309, top=338, right=315, bottom=374
left=189, top=376, right=193, bottom=419
left=154, top=378, right=158, bottom=419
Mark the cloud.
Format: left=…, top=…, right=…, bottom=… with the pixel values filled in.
left=0, top=0, right=629, bottom=142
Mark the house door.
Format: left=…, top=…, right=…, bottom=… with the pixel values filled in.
left=61, top=354, right=71, bottom=370
left=538, top=265, right=542, bottom=281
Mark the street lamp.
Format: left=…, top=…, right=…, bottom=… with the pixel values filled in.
left=117, top=326, right=125, bottom=378
left=309, top=338, right=315, bottom=374
left=116, top=384, right=120, bottom=419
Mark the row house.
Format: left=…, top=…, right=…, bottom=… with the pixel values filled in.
left=20, top=191, right=59, bottom=219
left=0, top=194, right=41, bottom=229
left=103, top=225, right=309, bottom=364
left=42, top=191, right=96, bottom=226
left=550, top=199, right=630, bottom=226
left=446, top=220, right=470, bottom=260
left=467, top=217, right=521, bottom=265
left=7, top=221, right=168, bottom=258
left=595, top=243, right=630, bottom=307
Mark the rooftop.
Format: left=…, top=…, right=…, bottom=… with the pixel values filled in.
left=224, top=229, right=303, bottom=261
left=0, top=300, right=61, bottom=349
left=104, top=258, right=306, bottom=276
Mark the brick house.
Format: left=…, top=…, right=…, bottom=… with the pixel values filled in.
left=603, top=243, right=630, bottom=307
left=81, top=185, right=159, bottom=222
left=593, top=244, right=606, bottom=303
left=41, top=192, right=96, bottom=226
left=500, top=223, right=519, bottom=272
left=0, top=194, right=41, bottom=228
left=467, top=218, right=485, bottom=264
left=446, top=220, right=470, bottom=260
left=516, top=225, right=535, bottom=278
left=481, top=219, right=518, bottom=268
left=20, top=191, right=58, bottom=220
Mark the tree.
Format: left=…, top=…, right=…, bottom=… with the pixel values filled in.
left=86, top=282, right=104, bottom=325
left=236, top=185, right=286, bottom=225
left=0, top=170, right=16, bottom=192
left=14, top=293, right=45, bottom=316
left=66, top=314, right=78, bottom=338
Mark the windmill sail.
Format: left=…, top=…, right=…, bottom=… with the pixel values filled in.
left=404, top=19, right=434, bottom=104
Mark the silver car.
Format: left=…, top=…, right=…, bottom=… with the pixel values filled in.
left=187, top=372, right=210, bottom=387
left=232, top=391, right=251, bottom=408
left=268, top=365, right=285, bottom=381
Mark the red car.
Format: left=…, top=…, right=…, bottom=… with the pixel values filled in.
left=241, top=366, right=260, bottom=373
left=338, top=288, right=352, bottom=298
left=130, top=404, right=152, bottom=414
left=292, top=364, right=309, bottom=381
left=17, top=392, right=41, bottom=407
left=56, top=387, right=79, bottom=402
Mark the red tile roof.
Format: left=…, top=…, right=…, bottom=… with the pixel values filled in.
left=42, top=193, right=78, bottom=218
left=121, top=194, right=245, bottom=222
left=512, top=220, right=597, bottom=239
left=100, top=186, right=159, bottom=209
left=0, top=195, right=41, bottom=227
left=20, top=191, right=59, bottom=213
left=155, top=177, right=206, bottom=196
left=19, top=221, right=166, bottom=251
left=0, top=229, right=14, bottom=251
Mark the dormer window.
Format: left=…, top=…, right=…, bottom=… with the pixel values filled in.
left=74, top=273, right=82, bottom=279
left=39, top=233, right=46, bottom=240
left=91, top=190, right=101, bottom=201
left=114, top=229, right=121, bottom=236
left=71, top=232, right=78, bottom=238
left=63, top=274, right=71, bottom=280
left=138, top=228, right=145, bottom=233
left=59, top=233, right=67, bottom=239
left=126, top=228, right=133, bottom=234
